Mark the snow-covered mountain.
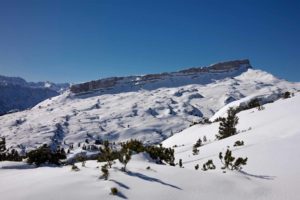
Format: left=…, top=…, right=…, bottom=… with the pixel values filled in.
left=0, top=75, right=69, bottom=115
left=70, top=59, right=252, bottom=94
left=0, top=59, right=299, bottom=152
left=1, top=91, right=300, bottom=200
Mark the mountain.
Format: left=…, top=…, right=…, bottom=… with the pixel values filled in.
left=70, top=59, right=252, bottom=94
left=1, top=91, right=300, bottom=200
left=0, top=75, right=69, bottom=115
left=0, top=59, right=299, bottom=152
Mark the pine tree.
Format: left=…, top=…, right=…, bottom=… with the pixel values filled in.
left=195, top=138, right=202, bottom=148
left=192, top=145, right=199, bottom=155
left=101, top=164, right=109, bottom=180
left=216, top=107, right=239, bottom=140
left=118, top=146, right=132, bottom=172
left=0, top=137, right=6, bottom=161
left=233, top=140, right=244, bottom=147
left=202, top=159, right=216, bottom=171
left=179, top=159, right=183, bottom=168
left=0, top=137, right=6, bottom=152
left=248, top=98, right=260, bottom=109
left=26, top=144, right=66, bottom=166
left=192, top=138, right=202, bottom=155
left=100, top=141, right=114, bottom=168
left=219, top=148, right=247, bottom=170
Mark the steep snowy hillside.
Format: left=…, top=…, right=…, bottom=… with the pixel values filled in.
left=1, top=93, right=300, bottom=200
left=161, top=93, right=300, bottom=199
left=0, top=75, right=69, bottom=115
left=0, top=60, right=299, bottom=152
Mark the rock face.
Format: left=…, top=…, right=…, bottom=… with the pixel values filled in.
left=70, top=59, right=252, bottom=94
left=0, top=75, right=69, bottom=115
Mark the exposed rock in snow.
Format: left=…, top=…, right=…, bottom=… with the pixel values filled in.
left=70, top=59, right=251, bottom=94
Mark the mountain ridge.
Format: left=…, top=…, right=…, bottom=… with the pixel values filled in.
left=1, top=59, right=299, bottom=152
left=70, top=59, right=251, bottom=95
left=0, top=75, right=69, bottom=115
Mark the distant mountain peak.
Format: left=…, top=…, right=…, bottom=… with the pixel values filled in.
left=0, top=75, right=70, bottom=115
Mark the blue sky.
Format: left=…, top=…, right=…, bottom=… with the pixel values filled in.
left=0, top=0, right=299, bottom=83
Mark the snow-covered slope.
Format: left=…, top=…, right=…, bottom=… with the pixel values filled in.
left=0, top=75, right=69, bottom=115
left=1, top=94, right=300, bottom=200
left=0, top=60, right=299, bottom=152
left=161, top=93, right=300, bottom=199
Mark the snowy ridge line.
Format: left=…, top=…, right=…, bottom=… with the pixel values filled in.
left=209, top=92, right=286, bottom=121
left=70, top=59, right=251, bottom=95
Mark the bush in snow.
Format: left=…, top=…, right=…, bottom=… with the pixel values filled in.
left=71, top=164, right=80, bottom=171
left=257, top=105, right=265, bottom=111
left=202, top=160, right=216, bottom=171
left=195, top=164, right=199, bottom=170
left=245, top=98, right=265, bottom=111
left=216, top=107, right=239, bottom=140
left=219, top=148, right=247, bottom=171
left=283, top=91, right=291, bottom=99
left=0, top=137, right=22, bottom=161
left=110, top=187, right=118, bottom=195
left=145, top=145, right=175, bottom=165
left=203, top=135, right=207, bottom=143
left=5, top=149, right=22, bottom=161
left=192, top=145, right=199, bottom=155
left=100, top=164, right=109, bottom=180
left=123, top=140, right=175, bottom=165
left=233, top=140, right=244, bottom=147
left=179, top=159, right=183, bottom=168
left=120, top=139, right=144, bottom=153
left=97, top=140, right=175, bottom=166
left=76, top=154, right=86, bottom=163
left=247, top=98, right=260, bottom=109
left=26, top=144, right=66, bottom=166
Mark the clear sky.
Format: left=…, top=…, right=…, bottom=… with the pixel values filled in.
left=0, top=0, right=299, bottom=83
